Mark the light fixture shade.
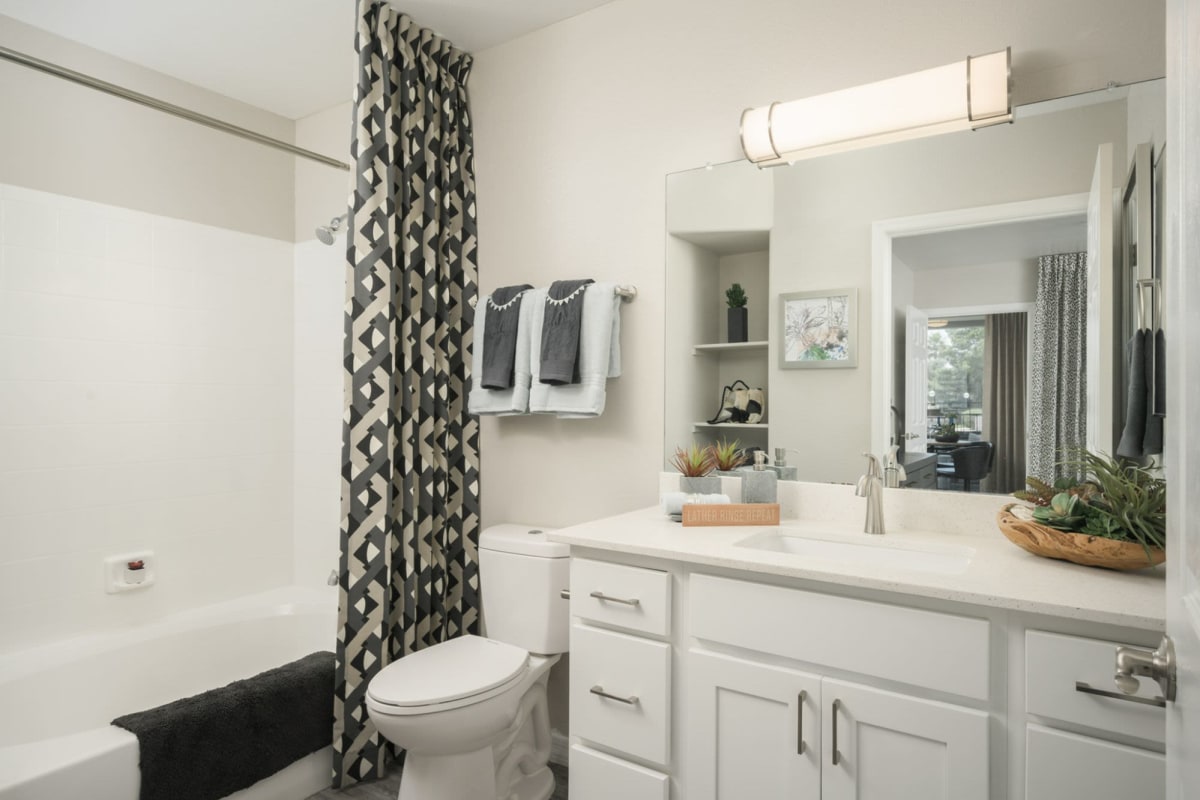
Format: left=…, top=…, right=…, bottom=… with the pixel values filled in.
left=740, top=48, right=1011, bottom=166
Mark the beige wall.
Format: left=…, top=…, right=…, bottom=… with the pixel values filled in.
left=470, top=0, right=1165, bottom=527
left=0, top=15, right=296, bottom=241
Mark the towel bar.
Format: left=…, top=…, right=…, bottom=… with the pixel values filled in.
left=469, top=284, right=637, bottom=308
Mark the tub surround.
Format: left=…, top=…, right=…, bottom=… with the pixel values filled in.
left=551, top=481, right=1165, bottom=800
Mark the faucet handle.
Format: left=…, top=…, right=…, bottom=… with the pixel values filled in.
left=861, top=452, right=882, bottom=476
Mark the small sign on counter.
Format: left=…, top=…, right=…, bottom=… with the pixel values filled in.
left=682, top=503, right=781, bottom=527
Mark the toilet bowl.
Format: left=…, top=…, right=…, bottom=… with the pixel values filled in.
left=365, top=525, right=569, bottom=800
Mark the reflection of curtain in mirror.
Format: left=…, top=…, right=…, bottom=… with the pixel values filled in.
left=1028, top=253, right=1088, bottom=483
left=983, top=313, right=1027, bottom=493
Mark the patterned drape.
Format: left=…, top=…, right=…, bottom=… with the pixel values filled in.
left=334, top=1, right=480, bottom=787
left=1027, top=253, right=1087, bottom=484
left=983, top=312, right=1028, bottom=493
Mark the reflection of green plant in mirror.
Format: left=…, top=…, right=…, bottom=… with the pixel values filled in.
left=670, top=443, right=716, bottom=477
left=725, top=283, right=747, bottom=308
left=709, top=439, right=746, bottom=471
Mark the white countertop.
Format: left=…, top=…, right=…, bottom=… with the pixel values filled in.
left=547, top=480, right=1166, bottom=631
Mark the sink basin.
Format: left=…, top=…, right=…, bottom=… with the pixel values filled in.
left=735, top=528, right=975, bottom=575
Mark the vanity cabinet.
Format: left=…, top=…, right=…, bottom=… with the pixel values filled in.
left=688, top=653, right=988, bottom=800
left=568, top=557, right=673, bottom=799
left=1022, top=630, right=1165, bottom=800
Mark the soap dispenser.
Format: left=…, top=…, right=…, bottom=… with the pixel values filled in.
left=772, top=447, right=800, bottom=481
left=742, top=450, right=779, bottom=504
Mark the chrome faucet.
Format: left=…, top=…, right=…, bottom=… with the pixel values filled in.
left=855, top=453, right=886, bottom=535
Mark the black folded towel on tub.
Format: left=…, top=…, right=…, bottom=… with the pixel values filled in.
left=112, top=650, right=334, bottom=800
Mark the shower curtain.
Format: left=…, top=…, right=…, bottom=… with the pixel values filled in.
left=1027, top=253, right=1087, bottom=484
left=333, top=1, right=480, bottom=787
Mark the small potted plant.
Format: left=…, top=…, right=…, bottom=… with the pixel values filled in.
left=933, top=415, right=959, bottom=443
left=709, top=438, right=748, bottom=477
left=726, top=283, right=748, bottom=343
left=671, top=442, right=720, bottom=494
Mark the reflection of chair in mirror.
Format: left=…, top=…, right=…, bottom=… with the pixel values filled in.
left=935, top=442, right=994, bottom=492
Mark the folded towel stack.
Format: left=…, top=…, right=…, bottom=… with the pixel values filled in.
left=468, top=281, right=623, bottom=418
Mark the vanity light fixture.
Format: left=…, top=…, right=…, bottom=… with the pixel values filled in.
left=740, top=47, right=1012, bottom=167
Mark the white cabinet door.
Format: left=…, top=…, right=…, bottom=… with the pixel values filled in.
left=687, top=650, right=821, bottom=799
left=1026, top=724, right=1164, bottom=800
left=822, top=679, right=989, bottom=800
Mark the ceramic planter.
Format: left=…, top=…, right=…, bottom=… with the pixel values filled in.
left=727, top=307, right=748, bottom=343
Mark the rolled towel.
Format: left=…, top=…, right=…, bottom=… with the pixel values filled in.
left=661, top=492, right=731, bottom=516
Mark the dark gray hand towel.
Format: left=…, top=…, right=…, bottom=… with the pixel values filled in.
left=1143, top=329, right=1165, bottom=455
left=540, top=278, right=594, bottom=385
left=1117, top=330, right=1148, bottom=459
left=481, top=284, right=534, bottom=389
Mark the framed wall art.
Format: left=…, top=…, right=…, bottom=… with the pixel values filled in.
left=779, top=288, right=858, bottom=369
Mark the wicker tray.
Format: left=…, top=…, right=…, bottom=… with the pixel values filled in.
left=996, top=504, right=1165, bottom=571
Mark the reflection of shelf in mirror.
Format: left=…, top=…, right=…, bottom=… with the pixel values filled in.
left=692, top=422, right=769, bottom=430
left=693, top=341, right=768, bottom=355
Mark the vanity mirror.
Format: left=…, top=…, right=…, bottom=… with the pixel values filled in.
left=665, top=79, right=1165, bottom=495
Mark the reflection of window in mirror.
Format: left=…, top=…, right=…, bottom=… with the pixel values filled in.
left=927, top=317, right=984, bottom=439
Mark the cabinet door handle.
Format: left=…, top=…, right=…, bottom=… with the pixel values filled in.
left=589, top=590, right=640, bottom=606
left=797, top=690, right=807, bottom=754
left=831, top=698, right=841, bottom=765
left=590, top=685, right=640, bottom=705
left=1075, top=681, right=1167, bottom=708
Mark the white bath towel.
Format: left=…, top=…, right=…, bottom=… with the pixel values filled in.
left=468, top=288, right=541, bottom=416
left=529, top=282, right=622, bottom=417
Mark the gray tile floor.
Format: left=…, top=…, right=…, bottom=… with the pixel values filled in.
left=305, top=761, right=568, bottom=799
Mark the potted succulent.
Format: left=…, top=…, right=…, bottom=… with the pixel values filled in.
left=725, top=283, right=748, bottom=343
left=671, top=442, right=720, bottom=494
left=709, top=438, right=748, bottom=477
left=998, top=450, right=1166, bottom=569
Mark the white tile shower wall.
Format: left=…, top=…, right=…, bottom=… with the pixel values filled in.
left=0, top=183, right=294, bottom=653
left=292, top=240, right=344, bottom=587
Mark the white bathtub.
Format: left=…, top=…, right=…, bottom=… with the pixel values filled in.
left=0, top=586, right=338, bottom=800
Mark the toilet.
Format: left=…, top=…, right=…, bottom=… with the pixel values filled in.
left=365, top=524, right=569, bottom=800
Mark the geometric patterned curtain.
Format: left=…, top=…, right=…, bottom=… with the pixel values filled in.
left=1027, top=253, right=1088, bottom=484
left=333, top=1, right=481, bottom=787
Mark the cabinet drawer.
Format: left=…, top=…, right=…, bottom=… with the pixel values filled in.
left=571, top=557, right=672, bottom=636
left=571, top=624, right=671, bottom=765
left=1026, top=724, right=1164, bottom=800
left=569, top=744, right=669, bottom=800
left=689, top=573, right=990, bottom=700
left=1025, top=630, right=1164, bottom=743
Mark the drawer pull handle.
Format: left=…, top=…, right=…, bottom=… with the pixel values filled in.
left=559, top=589, right=571, bottom=599
left=1075, top=681, right=1167, bottom=708
left=831, top=698, right=841, bottom=766
left=797, top=690, right=807, bottom=754
left=590, top=685, right=640, bottom=705
left=589, top=591, right=640, bottom=607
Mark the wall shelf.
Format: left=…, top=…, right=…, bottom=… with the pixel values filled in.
left=693, top=340, right=768, bottom=355
left=691, top=422, right=769, bottom=430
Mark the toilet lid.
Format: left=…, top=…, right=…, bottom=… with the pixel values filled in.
left=367, top=635, right=530, bottom=708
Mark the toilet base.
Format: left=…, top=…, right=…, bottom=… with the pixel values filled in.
left=398, top=748, right=495, bottom=800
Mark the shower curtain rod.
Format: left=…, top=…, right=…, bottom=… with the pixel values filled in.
left=0, top=44, right=351, bottom=172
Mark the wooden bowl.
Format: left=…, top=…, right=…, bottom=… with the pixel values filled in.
left=996, top=504, right=1165, bottom=571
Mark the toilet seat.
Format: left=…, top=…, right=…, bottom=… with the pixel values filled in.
left=367, top=635, right=530, bottom=716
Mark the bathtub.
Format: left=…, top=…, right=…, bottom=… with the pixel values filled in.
left=0, top=586, right=338, bottom=800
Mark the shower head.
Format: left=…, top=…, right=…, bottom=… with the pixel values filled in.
left=316, top=213, right=347, bottom=245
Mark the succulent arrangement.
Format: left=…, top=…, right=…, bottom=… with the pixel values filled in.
left=725, top=283, right=747, bottom=309
left=709, top=439, right=747, bottom=472
left=1014, top=450, right=1166, bottom=557
left=670, top=443, right=717, bottom=477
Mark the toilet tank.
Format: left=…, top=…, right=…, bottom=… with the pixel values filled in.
left=479, top=524, right=569, bottom=655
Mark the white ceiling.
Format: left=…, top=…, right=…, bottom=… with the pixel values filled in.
left=0, top=0, right=617, bottom=119
left=892, top=215, right=1088, bottom=272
